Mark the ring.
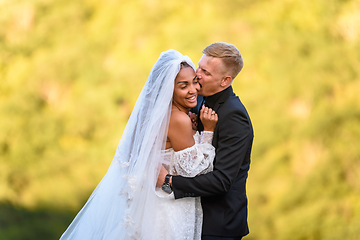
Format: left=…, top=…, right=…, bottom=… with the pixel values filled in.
left=204, top=111, right=208, bottom=113
left=211, top=112, right=215, bottom=115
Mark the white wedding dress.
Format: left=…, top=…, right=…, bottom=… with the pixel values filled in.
left=60, top=50, right=213, bottom=240
left=152, top=131, right=214, bottom=240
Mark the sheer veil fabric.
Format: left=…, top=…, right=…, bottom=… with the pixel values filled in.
left=60, top=50, right=196, bottom=240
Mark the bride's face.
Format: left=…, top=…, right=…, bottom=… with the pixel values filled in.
left=173, top=67, right=199, bottom=110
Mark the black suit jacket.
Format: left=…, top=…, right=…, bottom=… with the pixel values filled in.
left=172, top=86, right=254, bottom=238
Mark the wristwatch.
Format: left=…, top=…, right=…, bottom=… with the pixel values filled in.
left=161, top=174, right=173, bottom=194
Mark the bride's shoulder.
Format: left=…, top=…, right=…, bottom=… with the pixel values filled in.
left=168, top=111, right=195, bottom=151
left=169, top=111, right=192, bottom=131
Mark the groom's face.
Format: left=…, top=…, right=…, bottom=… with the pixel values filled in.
left=196, top=54, right=226, bottom=97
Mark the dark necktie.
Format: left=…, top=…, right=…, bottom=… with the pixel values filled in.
left=197, top=97, right=206, bottom=132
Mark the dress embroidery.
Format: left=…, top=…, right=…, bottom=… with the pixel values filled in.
left=152, top=131, right=215, bottom=240
left=120, top=131, right=215, bottom=239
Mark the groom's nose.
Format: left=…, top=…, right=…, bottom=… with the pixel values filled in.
left=195, top=72, right=201, bottom=80
left=195, top=67, right=200, bottom=75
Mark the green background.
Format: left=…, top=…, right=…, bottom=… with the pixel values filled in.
left=1, top=0, right=360, bottom=239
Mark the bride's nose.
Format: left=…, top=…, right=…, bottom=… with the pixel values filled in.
left=189, top=83, right=197, bottom=94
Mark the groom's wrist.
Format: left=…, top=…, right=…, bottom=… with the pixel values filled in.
left=161, top=174, right=173, bottom=194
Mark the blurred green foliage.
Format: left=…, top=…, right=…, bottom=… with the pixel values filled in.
left=1, top=0, right=360, bottom=239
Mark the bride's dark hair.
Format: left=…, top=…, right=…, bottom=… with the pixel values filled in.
left=180, top=61, right=192, bottom=69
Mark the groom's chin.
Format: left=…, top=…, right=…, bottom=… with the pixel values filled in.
left=197, top=90, right=205, bottom=97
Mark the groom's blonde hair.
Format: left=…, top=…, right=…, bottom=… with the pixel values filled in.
left=202, top=42, right=244, bottom=80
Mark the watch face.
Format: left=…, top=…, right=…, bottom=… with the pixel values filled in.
left=162, top=184, right=172, bottom=194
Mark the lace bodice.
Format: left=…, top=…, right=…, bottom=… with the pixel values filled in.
left=152, top=131, right=215, bottom=240
left=161, top=131, right=214, bottom=177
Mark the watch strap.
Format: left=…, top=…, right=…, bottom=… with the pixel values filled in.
left=161, top=174, right=173, bottom=194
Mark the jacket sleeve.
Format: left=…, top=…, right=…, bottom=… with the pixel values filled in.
left=172, top=107, right=253, bottom=199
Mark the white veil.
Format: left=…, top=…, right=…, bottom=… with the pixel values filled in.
left=60, top=50, right=196, bottom=240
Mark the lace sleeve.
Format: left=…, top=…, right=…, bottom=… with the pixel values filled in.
left=170, top=131, right=214, bottom=177
left=199, top=131, right=213, bottom=144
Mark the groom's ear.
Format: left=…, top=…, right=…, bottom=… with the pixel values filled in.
left=220, top=76, right=232, bottom=87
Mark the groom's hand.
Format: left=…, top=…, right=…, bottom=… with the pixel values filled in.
left=156, top=165, right=169, bottom=187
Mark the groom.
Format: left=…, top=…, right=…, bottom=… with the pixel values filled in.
left=158, top=42, right=254, bottom=240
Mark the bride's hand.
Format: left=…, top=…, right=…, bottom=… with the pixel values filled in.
left=200, top=105, right=218, bottom=132
left=156, top=165, right=169, bottom=188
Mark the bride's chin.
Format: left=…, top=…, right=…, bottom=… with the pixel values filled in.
left=189, top=102, right=197, bottom=108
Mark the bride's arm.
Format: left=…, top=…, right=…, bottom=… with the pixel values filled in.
left=172, top=137, right=215, bottom=177
left=168, top=107, right=218, bottom=177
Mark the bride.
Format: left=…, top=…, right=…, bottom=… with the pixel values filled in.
left=59, top=49, right=218, bottom=240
